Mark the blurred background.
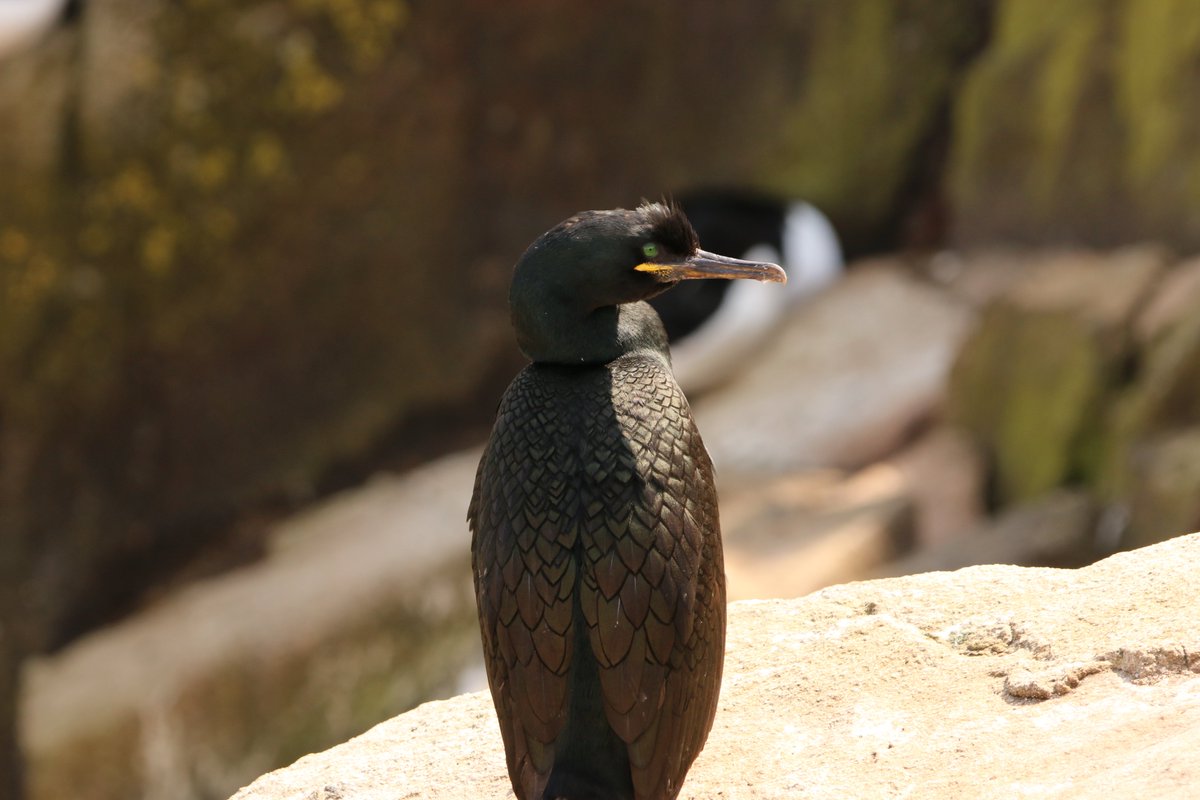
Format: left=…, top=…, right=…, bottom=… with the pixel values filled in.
left=3, top=1, right=1200, bottom=798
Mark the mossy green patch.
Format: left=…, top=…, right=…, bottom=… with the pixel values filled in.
left=1098, top=302, right=1200, bottom=500
left=950, top=306, right=1107, bottom=503
left=950, top=0, right=1200, bottom=246
left=1116, top=1, right=1200, bottom=191
left=290, top=0, right=408, bottom=71
left=762, top=2, right=988, bottom=245
left=0, top=0, right=432, bottom=657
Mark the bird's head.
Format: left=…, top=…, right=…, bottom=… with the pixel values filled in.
left=510, top=202, right=785, bottom=365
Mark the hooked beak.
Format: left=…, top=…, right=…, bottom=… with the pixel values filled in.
left=635, top=250, right=787, bottom=284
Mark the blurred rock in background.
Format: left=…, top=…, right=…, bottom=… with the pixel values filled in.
left=24, top=245, right=1200, bottom=800
left=0, top=0, right=986, bottom=651
left=949, top=0, right=1200, bottom=249
left=4, top=1, right=1200, bottom=798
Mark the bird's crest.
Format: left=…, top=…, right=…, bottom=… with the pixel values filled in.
left=639, top=198, right=699, bottom=255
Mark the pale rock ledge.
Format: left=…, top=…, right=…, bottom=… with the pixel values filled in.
left=231, top=533, right=1200, bottom=800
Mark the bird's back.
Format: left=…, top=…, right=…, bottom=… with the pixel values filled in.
left=469, top=352, right=726, bottom=800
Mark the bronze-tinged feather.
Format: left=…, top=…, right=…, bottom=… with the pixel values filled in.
left=469, top=203, right=776, bottom=800
left=470, top=353, right=724, bottom=800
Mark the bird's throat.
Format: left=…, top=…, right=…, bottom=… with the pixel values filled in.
left=514, top=300, right=670, bottom=367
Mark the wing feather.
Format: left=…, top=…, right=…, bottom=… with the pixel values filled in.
left=583, top=355, right=726, bottom=800
left=472, top=355, right=725, bottom=800
left=470, top=368, right=578, bottom=800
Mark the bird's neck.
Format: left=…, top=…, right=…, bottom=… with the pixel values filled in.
left=513, top=298, right=671, bottom=367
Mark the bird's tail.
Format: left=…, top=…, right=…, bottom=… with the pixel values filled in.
left=541, top=608, right=634, bottom=800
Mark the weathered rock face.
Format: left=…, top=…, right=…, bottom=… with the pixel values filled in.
left=0, top=0, right=992, bottom=653
left=1107, top=257, right=1200, bottom=545
left=8, top=1, right=1200, bottom=793
left=744, top=2, right=990, bottom=249
left=720, top=465, right=916, bottom=601
left=696, top=265, right=974, bottom=475
left=948, top=246, right=1166, bottom=503
left=945, top=247, right=1200, bottom=548
left=884, top=425, right=986, bottom=546
left=25, top=242, right=1200, bottom=798
left=877, top=489, right=1099, bottom=578
left=0, top=0, right=500, bottom=649
left=948, top=0, right=1200, bottom=250
left=229, top=533, right=1200, bottom=800
left=21, top=451, right=483, bottom=800
left=5, top=0, right=1200, bottom=661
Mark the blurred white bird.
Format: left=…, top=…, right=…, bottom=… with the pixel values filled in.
left=652, top=191, right=845, bottom=394
left=0, top=0, right=70, bottom=59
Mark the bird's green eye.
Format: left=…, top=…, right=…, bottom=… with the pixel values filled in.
left=642, top=242, right=659, bottom=259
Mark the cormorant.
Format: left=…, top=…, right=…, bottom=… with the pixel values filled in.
left=652, top=191, right=843, bottom=394
left=469, top=202, right=785, bottom=800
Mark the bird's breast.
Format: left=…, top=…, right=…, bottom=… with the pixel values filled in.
left=485, top=354, right=711, bottom=541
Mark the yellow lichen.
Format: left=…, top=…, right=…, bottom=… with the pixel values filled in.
left=108, top=164, right=161, bottom=214
left=249, top=132, right=288, bottom=179
left=0, top=227, right=30, bottom=263
left=142, top=226, right=178, bottom=275
left=195, top=148, right=234, bottom=190
left=1116, top=0, right=1200, bottom=191
left=949, top=0, right=1112, bottom=213
left=8, top=252, right=59, bottom=305
left=1031, top=11, right=1101, bottom=207
left=372, top=0, right=407, bottom=27
left=172, top=70, right=214, bottom=125
left=292, top=0, right=408, bottom=71
left=278, top=32, right=345, bottom=114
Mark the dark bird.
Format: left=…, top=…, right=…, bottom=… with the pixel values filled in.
left=469, top=202, right=785, bottom=800
left=652, top=191, right=843, bottom=394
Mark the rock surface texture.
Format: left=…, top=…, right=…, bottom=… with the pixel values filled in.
left=231, top=533, right=1200, bottom=800
left=696, top=266, right=973, bottom=474
left=28, top=247, right=1200, bottom=799
left=945, top=247, right=1200, bottom=548
left=0, top=0, right=988, bottom=658
left=949, top=0, right=1200, bottom=249
left=21, top=452, right=483, bottom=800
